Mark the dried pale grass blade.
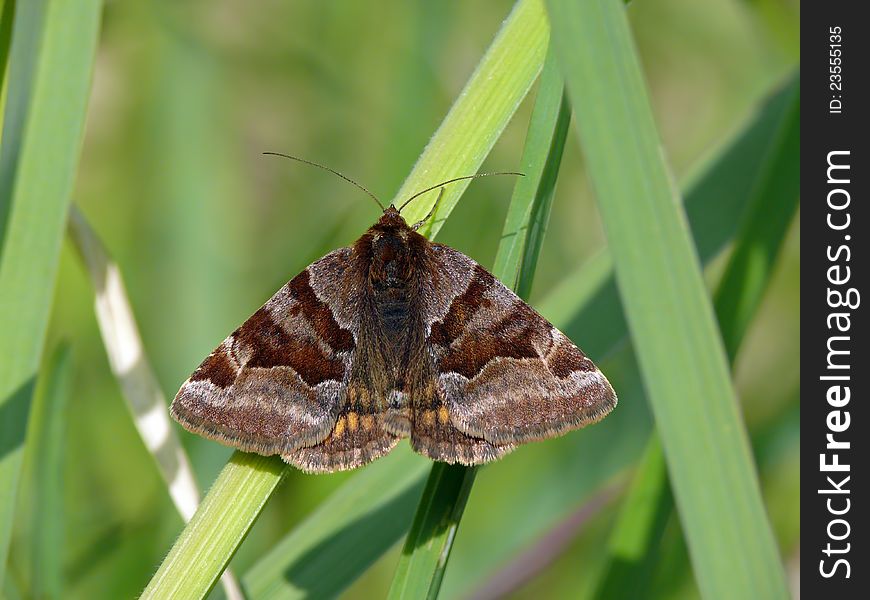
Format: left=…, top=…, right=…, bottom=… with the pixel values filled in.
left=67, top=206, right=245, bottom=600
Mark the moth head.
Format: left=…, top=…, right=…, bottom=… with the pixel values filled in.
left=376, top=205, right=411, bottom=229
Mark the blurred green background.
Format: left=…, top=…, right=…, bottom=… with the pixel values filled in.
left=14, top=0, right=798, bottom=597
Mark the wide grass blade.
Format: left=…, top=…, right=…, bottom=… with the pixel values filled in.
left=589, top=77, right=800, bottom=600
left=388, top=44, right=570, bottom=600
left=144, top=1, right=550, bottom=596
left=0, top=0, right=101, bottom=584
left=546, top=0, right=788, bottom=598
left=456, top=76, right=801, bottom=599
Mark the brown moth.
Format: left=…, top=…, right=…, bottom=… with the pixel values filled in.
left=171, top=177, right=616, bottom=473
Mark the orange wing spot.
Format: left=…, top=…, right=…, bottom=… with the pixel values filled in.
left=422, top=410, right=435, bottom=427
left=347, top=412, right=359, bottom=431
left=358, top=387, right=371, bottom=408
left=362, top=415, right=374, bottom=430
left=333, top=416, right=347, bottom=438
left=437, top=406, right=450, bottom=425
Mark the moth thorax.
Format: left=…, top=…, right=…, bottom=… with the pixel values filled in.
left=370, top=232, right=412, bottom=290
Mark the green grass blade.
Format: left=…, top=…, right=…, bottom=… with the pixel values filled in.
left=0, top=0, right=15, bottom=103
left=392, top=0, right=548, bottom=235
left=546, top=0, right=788, bottom=598
left=2, top=575, right=23, bottom=600
left=145, top=2, right=550, bottom=596
left=513, top=91, right=569, bottom=301
left=18, top=344, right=72, bottom=599
left=493, top=47, right=570, bottom=294
left=387, top=464, right=477, bottom=600
left=593, top=439, right=672, bottom=600
left=140, top=452, right=286, bottom=600
left=0, top=0, right=101, bottom=585
left=713, top=83, right=800, bottom=359
left=243, top=449, right=429, bottom=600
left=388, top=42, right=569, bottom=600
left=590, top=77, right=800, bottom=600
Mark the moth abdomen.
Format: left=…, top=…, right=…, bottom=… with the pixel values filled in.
left=377, top=298, right=411, bottom=330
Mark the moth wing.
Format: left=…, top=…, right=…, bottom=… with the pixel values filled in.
left=281, top=400, right=402, bottom=473
left=422, top=244, right=617, bottom=449
left=172, top=247, right=378, bottom=466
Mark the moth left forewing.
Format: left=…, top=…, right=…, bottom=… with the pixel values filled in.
left=423, top=245, right=617, bottom=449
left=171, top=247, right=364, bottom=457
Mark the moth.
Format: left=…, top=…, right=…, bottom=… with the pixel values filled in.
left=171, top=159, right=617, bottom=473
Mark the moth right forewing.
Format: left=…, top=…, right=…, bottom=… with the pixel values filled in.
left=420, top=244, right=617, bottom=448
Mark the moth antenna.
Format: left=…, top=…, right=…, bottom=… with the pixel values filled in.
left=263, top=152, right=386, bottom=211
left=411, top=187, right=445, bottom=231
left=397, top=171, right=524, bottom=213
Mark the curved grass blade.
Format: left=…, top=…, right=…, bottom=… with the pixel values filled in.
left=0, top=0, right=101, bottom=585
left=143, top=1, right=549, bottom=597
left=388, top=42, right=569, bottom=600
left=67, top=207, right=246, bottom=600
left=545, top=0, right=789, bottom=597
left=68, top=208, right=202, bottom=521
left=589, top=75, right=800, bottom=600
